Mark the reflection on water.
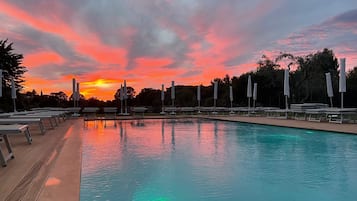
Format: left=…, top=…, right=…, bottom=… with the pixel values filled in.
left=171, top=121, right=175, bottom=150
left=80, top=119, right=357, bottom=201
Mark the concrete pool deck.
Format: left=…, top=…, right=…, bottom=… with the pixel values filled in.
left=0, top=115, right=356, bottom=200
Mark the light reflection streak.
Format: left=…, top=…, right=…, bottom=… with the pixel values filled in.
left=161, top=120, right=165, bottom=144
left=171, top=120, right=175, bottom=151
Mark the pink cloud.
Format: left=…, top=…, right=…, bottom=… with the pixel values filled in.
left=23, top=51, right=65, bottom=67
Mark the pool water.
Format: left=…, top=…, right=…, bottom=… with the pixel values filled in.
left=80, top=119, right=357, bottom=201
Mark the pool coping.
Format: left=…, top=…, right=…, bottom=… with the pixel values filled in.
left=36, top=119, right=83, bottom=201
left=202, top=115, right=357, bottom=135
left=15, top=115, right=356, bottom=201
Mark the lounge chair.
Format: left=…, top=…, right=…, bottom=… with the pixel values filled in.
left=304, top=108, right=327, bottom=122
left=0, top=124, right=31, bottom=167
left=0, top=124, right=32, bottom=144
left=0, top=134, right=14, bottom=167
left=199, top=107, right=217, bottom=115
left=67, top=107, right=81, bottom=117
left=0, top=118, right=46, bottom=134
left=290, top=103, right=329, bottom=121
left=265, top=109, right=292, bottom=119
left=103, top=107, right=118, bottom=127
left=324, top=108, right=357, bottom=123
left=9, top=114, right=58, bottom=128
left=103, top=107, right=118, bottom=119
left=179, top=107, right=195, bottom=115
left=215, top=107, right=229, bottom=114
left=131, top=107, right=148, bottom=116
left=82, top=107, right=100, bottom=121
left=164, top=107, right=177, bottom=115
left=0, top=113, right=11, bottom=118
left=232, top=107, right=257, bottom=116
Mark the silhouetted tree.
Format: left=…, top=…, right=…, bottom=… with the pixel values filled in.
left=114, top=86, right=136, bottom=100
left=252, top=55, right=283, bottom=107
left=0, top=39, right=27, bottom=112
left=293, top=48, right=338, bottom=104
left=0, top=39, right=27, bottom=90
left=135, top=88, right=162, bottom=112
left=50, top=91, right=68, bottom=101
left=346, top=66, right=357, bottom=107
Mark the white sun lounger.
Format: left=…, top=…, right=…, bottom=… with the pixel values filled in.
left=304, top=107, right=357, bottom=123
left=0, top=124, right=32, bottom=144
left=66, top=107, right=81, bottom=117
left=131, top=107, right=148, bottom=116
left=82, top=107, right=100, bottom=121
left=0, top=113, right=11, bottom=118
left=103, top=107, right=118, bottom=118
left=30, top=111, right=68, bottom=122
left=103, top=107, right=118, bottom=127
left=178, top=107, right=195, bottom=114
left=304, top=108, right=327, bottom=122
left=324, top=108, right=357, bottom=123
left=198, top=107, right=226, bottom=114
left=0, top=134, right=14, bottom=167
left=265, top=109, right=292, bottom=119
left=164, top=107, right=177, bottom=115
left=9, top=115, right=57, bottom=128
left=0, top=124, right=31, bottom=167
left=0, top=118, right=46, bottom=134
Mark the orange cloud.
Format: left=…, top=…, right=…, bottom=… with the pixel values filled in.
left=0, top=1, right=79, bottom=42
left=1, top=1, right=127, bottom=68
left=23, top=51, right=65, bottom=67
left=82, top=78, right=118, bottom=89
left=75, top=36, right=128, bottom=66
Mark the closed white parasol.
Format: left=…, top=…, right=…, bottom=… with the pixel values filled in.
left=325, top=72, right=333, bottom=107
left=339, top=58, right=346, bottom=108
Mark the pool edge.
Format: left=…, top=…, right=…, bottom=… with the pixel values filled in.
left=36, top=119, right=83, bottom=201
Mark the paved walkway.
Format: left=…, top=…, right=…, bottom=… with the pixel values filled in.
left=0, top=118, right=82, bottom=201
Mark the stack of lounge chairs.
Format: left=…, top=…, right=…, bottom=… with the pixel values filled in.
left=263, top=103, right=357, bottom=123
left=0, top=108, right=71, bottom=167
left=305, top=107, right=357, bottom=123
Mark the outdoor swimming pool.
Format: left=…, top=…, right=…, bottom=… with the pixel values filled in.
left=80, top=119, right=357, bottom=201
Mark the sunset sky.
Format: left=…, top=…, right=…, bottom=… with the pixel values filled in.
left=1, top=0, right=357, bottom=101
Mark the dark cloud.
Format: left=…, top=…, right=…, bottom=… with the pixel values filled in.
left=29, top=63, right=96, bottom=79
left=267, top=8, right=357, bottom=68
left=330, top=8, right=357, bottom=23
left=180, top=70, right=203, bottom=78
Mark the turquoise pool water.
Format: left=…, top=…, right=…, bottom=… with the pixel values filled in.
left=80, top=119, right=357, bottom=201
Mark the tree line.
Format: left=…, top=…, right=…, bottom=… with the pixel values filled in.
left=1, top=39, right=356, bottom=113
